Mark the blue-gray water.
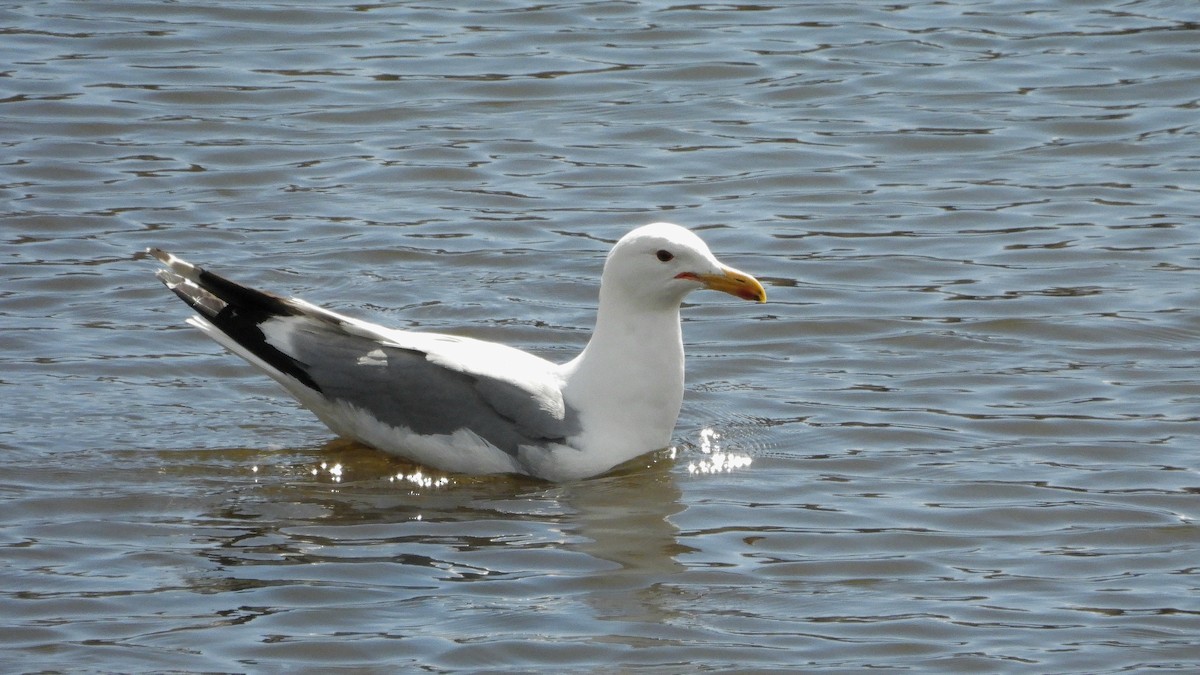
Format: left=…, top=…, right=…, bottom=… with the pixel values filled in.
left=3, top=1, right=1199, bottom=672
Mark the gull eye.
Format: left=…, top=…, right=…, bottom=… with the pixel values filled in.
left=656, top=249, right=674, bottom=262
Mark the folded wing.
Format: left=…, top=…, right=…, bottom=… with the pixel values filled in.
left=148, top=249, right=578, bottom=458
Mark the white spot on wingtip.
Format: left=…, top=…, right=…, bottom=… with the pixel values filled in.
left=357, top=348, right=388, bottom=366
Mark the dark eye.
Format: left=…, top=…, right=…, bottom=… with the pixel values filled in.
left=656, top=249, right=674, bottom=262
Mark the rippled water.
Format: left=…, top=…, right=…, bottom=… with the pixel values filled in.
left=3, top=1, right=1199, bottom=672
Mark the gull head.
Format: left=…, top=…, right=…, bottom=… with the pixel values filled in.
left=600, top=222, right=767, bottom=311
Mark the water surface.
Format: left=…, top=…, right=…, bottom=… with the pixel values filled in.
left=2, top=1, right=1198, bottom=672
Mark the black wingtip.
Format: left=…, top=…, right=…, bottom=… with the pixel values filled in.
left=150, top=251, right=322, bottom=393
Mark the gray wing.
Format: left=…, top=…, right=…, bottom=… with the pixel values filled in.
left=149, top=248, right=579, bottom=456
left=286, top=321, right=580, bottom=454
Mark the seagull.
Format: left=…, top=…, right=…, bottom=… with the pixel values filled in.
left=149, top=222, right=765, bottom=481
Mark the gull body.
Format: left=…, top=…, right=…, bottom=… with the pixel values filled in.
left=150, top=222, right=765, bottom=481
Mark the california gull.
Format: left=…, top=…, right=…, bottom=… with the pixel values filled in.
left=149, top=222, right=765, bottom=481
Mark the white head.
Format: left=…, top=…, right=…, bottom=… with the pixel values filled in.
left=599, top=222, right=766, bottom=311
